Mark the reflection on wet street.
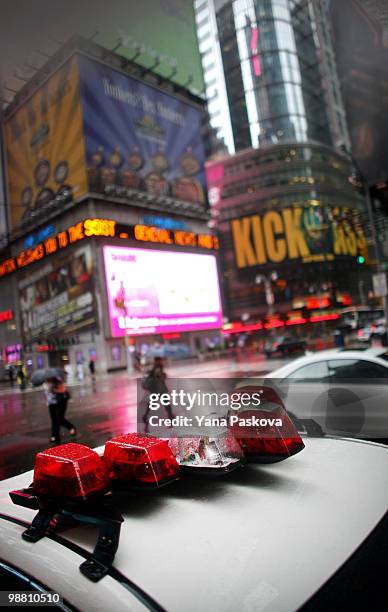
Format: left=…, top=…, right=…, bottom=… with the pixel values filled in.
left=0, top=354, right=287, bottom=479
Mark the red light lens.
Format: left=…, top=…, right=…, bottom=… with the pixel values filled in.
left=228, top=385, right=305, bottom=463
left=33, top=443, right=108, bottom=499
left=103, top=433, right=180, bottom=487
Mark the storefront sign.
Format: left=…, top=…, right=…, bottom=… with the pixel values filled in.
left=0, top=219, right=218, bottom=279
left=231, top=207, right=367, bottom=268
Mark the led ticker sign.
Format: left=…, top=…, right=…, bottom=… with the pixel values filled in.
left=0, top=219, right=218, bottom=278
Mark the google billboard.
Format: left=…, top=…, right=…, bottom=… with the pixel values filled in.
left=103, top=246, right=222, bottom=336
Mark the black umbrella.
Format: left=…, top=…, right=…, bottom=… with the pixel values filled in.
left=30, top=368, right=67, bottom=387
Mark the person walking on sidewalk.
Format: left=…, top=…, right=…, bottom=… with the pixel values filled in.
left=88, top=358, right=96, bottom=379
left=45, top=377, right=77, bottom=444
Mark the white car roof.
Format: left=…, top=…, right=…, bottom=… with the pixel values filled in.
left=266, top=349, right=388, bottom=380
left=0, top=438, right=387, bottom=612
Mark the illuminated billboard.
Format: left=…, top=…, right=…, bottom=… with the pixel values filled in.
left=78, top=56, right=206, bottom=206
left=4, top=52, right=206, bottom=233
left=4, top=57, right=88, bottom=231
left=18, top=244, right=96, bottom=342
left=231, top=206, right=368, bottom=268
left=103, top=246, right=222, bottom=336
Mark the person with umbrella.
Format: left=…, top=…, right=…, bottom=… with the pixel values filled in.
left=46, top=376, right=76, bottom=444
left=31, top=368, right=77, bottom=443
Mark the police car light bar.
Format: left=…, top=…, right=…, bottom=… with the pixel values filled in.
left=9, top=420, right=305, bottom=582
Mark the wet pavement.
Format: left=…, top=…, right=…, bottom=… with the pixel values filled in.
left=0, top=353, right=288, bottom=480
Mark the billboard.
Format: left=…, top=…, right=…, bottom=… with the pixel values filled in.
left=103, top=246, right=222, bottom=336
left=231, top=207, right=368, bottom=268
left=78, top=56, right=206, bottom=206
left=19, top=244, right=96, bottom=341
left=4, top=56, right=88, bottom=231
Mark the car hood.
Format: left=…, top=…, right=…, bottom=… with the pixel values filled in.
left=0, top=437, right=387, bottom=612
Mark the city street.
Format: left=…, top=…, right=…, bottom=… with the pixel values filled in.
left=0, top=353, right=288, bottom=479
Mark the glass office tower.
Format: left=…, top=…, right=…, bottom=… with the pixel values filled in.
left=195, top=0, right=350, bottom=153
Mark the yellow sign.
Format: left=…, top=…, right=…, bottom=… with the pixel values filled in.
left=4, top=56, right=88, bottom=231
left=231, top=207, right=367, bottom=268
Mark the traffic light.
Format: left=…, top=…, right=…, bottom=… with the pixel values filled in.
left=357, top=255, right=365, bottom=264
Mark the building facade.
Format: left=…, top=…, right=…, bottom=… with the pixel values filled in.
left=0, top=38, right=222, bottom=375
left=207, top=142, right=371, bottom=326
left=198, top=0, right=373, bottom=335
left=195, top=0, right=350, bottom=153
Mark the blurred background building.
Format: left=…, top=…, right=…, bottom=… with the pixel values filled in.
left=0, top=2, right=223, bottom=373
left=329, top=0, right=388, bottom=267
left=198, top=0, right=376, bottom=334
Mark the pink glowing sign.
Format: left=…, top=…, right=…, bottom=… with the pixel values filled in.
left=103, top=246, right=223, bottom=336
left=250, top=26, right=261, bottom=77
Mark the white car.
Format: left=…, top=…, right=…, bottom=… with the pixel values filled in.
left=0, top=436, right=387, bottom=612
left=266, top=349, right=388, bottom=440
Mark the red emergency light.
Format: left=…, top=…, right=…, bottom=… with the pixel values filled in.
left=33, top=443, right=109, bottom=500
left=228, top=386, right=305, bottom=463
left=103, top=433, right=180, bottom=488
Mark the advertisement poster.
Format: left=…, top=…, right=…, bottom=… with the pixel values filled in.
left=78, top=55, right=206, bottom=206
left=4, top=56, right=88, bottom=231
left=231, top=206, right=368, bottom=268
left=103, top=246, right=222, bottom=336
left=19, top=244, right=96, bottom=341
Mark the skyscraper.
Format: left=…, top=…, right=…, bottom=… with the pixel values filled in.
left=200, top=1, right=371, bottom=325
left=195, top=0, right=350, bottom=153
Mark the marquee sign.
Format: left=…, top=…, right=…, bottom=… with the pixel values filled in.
left=0, top=219, right=218, bottom=279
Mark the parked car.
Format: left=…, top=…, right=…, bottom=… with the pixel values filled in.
left=354, top=318, right=387, bottom=343
left=0, top=435, right=387, bottom=611
left=264, top=335, right=306, bottom=358
left=266, top=349, right=388, bottom=440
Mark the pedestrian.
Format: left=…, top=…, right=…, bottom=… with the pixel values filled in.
left=17, top=365, right=27, bottom=391
left=45, top=377, right=76, bottom=444
left=142, top=357, right=173, bottom=428
left=76, top=362, right=84, bottom=382
left=8, top=365, right=15, bottom=387
left=133, top=350, right=141, bottom=372
left=88, top=358, right=95, bottom=378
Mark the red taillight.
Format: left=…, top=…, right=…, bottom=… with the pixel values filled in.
left=228, top=385, right=305, bottom=463
left=357, top=329, right=363, bottom=337
left=103, top=433, right=180, bottom=488
left=33, top=443, right=108, bottom=500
